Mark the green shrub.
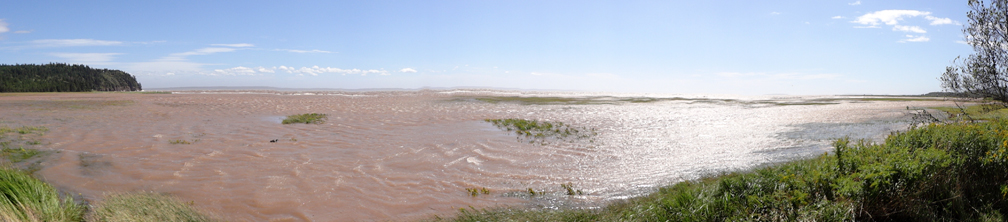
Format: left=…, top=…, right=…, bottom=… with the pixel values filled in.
left=282, top=113, right=327, bottom=124
left=0, top=168, right=83, bottom=222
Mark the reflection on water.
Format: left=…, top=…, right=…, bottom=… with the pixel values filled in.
left=0, top=91, right=955, bottom=221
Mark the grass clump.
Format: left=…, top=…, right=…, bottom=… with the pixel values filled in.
left=282, top=113, right=327, bottom=124
left=168, top=139, right=194, bottom=145
left=485, top=119, right=596, bottom=145
left=88, top=192, right=218, bottom=222
left=0, top=168, right=84, bottom=222
left=432, top=120, right=1008, bottom=221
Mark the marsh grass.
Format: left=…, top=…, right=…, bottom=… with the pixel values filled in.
left=0, top=168, right=83, bottom=222
left=431, top=120, right=1008, bottom=221
left=484, top=119, right=596, bottom=145
left=282, top=113, right=328, bottom=124
left=88, top=192, right=219, bottom=222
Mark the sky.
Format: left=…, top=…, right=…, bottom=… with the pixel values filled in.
left=0, top=0, right=975, bottom=95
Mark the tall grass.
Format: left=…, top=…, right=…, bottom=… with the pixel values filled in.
left=432, top=120, right=1008, bottom=221
left=0, top=168, right=83, bottom=222
left=89, top=192, right=218, bottom=222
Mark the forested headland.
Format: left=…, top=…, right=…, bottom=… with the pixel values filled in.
left=0, top=63, right=142, bottom=92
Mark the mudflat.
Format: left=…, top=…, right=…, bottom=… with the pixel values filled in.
left=0, top=91, right=957, bottom=221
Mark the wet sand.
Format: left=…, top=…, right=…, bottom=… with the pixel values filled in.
left=0, top=91, right=957, bottom=221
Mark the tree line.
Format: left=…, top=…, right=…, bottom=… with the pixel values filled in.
left=0, top=63, right=142, bottom=92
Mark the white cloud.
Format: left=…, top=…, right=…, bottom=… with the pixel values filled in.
left=127, top=47, right=239, bottom=75
left=207, top=66, right=389, bottom=76
left=925, top=16, right=956, bottom=25
left=31, top=39, right=123, bottom=47
left=771, top=12, right=781, bottom=15
left=853, top=10, right=958, bottom=42
left=900, top=35, right=930, bottom=42
left=171, top=47, right=236, bottom=56
left=893, top=25, right=926, bottom=33
left=849, top=1, right=861, bottom=5
left=213, top=66, right=259, bottom=76
left=853, top=10, right=931, bottom=26
left=716, top=72, right=839, bottom=80
left=50, top=53, right=122, bottom=63
left=832, top=16, right=845, bottom=19
left=13, top=30, right=31, bottom=34
left=211, top=43, right=254, bottom=47
left=279, top=49, right=332, bottom=53
left=400, top=68, right=417, bottom=73
left=0, top=19, right=8, bottom=33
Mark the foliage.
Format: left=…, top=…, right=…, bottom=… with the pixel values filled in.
left=282, top=113, right=328, bottom=124
left=0, top=63, right=141, bottom=92
left=88, top=192, right=218, bottom=222
left=431, top=120, right=1008, bottom=221
left=941, top=0, right=1008, bottom=102
left=485, top=119, right=596, bottom=145
left=0, top=168, right=84, bottom=222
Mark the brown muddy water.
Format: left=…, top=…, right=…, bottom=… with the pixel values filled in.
left=0, top=90, right=957, bottom=221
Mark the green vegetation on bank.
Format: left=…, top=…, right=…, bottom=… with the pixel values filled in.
left=89, top=192, right=218, bottom=222
left=485, top=119, right=596, bottom=144
left=0, top=63, right=142, bottom=92
left=934, top=103, right=1008, bottom=121
left=433, top=119, right=1008, bottom=221
left=0, top=168, right=218, bottom=222
left=0, top=168, right=84, bottom=222
left=282, top=113, right=328, bottom=124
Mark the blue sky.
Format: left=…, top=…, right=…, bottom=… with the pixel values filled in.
left=0, top=0, right=973, bottom=95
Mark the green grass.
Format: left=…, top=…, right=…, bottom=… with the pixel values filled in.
left=485, top=119, right=596, bottom=144
left=88, top=192, right=218, bottom=222
left=282, top=113, right=328, bottom=124
left=0, top=168, right=84, bottom=222
left=933, top=103, right=1008, bottom=120
left=431, top=119, right=1008, bottom=221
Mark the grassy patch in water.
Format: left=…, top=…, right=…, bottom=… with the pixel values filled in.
left=1, top=146, right=42, bottom=164
left=430, top=120, right=1008, bottom=221
left=485, top=119, right=596, bottom=144
left=0, top=126, right=47, bottom=135
left=0, top=168, right=84, bottom=222
left=88, top=192, right=219, bottom=222
left=282, top=113, right=328, bottom=124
